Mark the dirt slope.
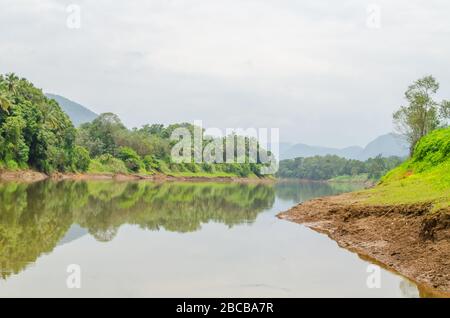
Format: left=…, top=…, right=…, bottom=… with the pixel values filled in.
left=278, top=193, right=450, bottom=297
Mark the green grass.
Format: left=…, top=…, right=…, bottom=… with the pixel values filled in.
left=360, top=128, right=450, bottom=211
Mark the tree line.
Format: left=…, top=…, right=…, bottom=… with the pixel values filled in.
left=278, top=75, right=450, bottom=181
left=277, top=155, right=404, bottom=181
left=0, top=74, right=266, bottom=177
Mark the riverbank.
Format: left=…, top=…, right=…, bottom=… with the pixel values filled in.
left=278, top=192, right=450, bottom=297
left=0, top=169, right=274, bottom=183
left=279, top=128, right=450, bottom=296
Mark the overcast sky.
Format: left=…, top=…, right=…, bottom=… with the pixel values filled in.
left=1, top=0, right=449, bottom=147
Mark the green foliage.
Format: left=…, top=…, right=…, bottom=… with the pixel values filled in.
left=366, top=127, right=450, bottom=210
left=411, top=128, right=450, bottom=170
left=72, top=146, right=91, bottom=172
left=277, top=155, right=403, bottom=181
left=393, top=75, right=450, bottom=154
left=117, top=147, right=143, bottom=172
left=88, top=154, right=128, bottom=174
left=143, top=155, right=160, bottom=172
left=0, top=73, right=268, bottom=178
left=76, top=113, right=126, bottom=157
left=76, top=110, right=266, bottom=177
left=0, top=73, right=76, bottom=173
left=5, top=160, right=19, bottom=170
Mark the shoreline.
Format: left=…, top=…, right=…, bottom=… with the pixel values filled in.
left=277, top=193, right=450, bottom=297
left=276, top=177, right=376, bottom=187
left=0, top=169, right=275, bottom=184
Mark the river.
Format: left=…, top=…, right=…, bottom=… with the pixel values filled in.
left=0, top=180, right=421, bottom=297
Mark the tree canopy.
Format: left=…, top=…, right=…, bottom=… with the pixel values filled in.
left=277, top=155, right=403, bottom=181
left=393, top=75, right=450, bottom=155
left=0, top=74, right=77, bottom=173
left=0, top=73, right=268, bottom=178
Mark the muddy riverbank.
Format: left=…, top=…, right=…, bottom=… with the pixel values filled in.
left=278, top=193, right=450, bottom=297
left=0, top=170, right=274, bottom=184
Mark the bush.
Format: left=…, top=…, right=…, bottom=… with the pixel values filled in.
left=72, top=146, right=91, bottom=172
left=201, top=163, right=215, bottom=173
left=143, top=155, right=160, bottom=172
left=117, top=147, right=143, bottom=172
left=89, top=154, right=128, bottom=174
left=157, top=160, right=170, bottom=174
left=6, top=160, right=19, bottom=171
left=413, top=128, right=450, bottom=168
left=184, top=162, right=200, bottom=173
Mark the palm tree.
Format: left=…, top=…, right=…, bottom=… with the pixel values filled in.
left=5, top=73, right=19, bottom=94
left=41, top=103, right=61, bottom=130
left=0, top=94, right=11, bottom=113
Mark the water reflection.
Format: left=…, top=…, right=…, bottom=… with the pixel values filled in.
left=275, top=181, right=363, bottom=203
left=0, top=180, right=429, bottom=298
left=0, top=180, right=275, bottom=278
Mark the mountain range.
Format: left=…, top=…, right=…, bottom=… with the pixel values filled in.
left=279, top=134, right=409, bottom=161
left=47, top=93, right=409, bottom=160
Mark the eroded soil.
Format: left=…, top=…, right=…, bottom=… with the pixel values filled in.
left=278, top=193, right=450, bottom=297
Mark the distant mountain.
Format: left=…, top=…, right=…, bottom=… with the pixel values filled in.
left=280, top=133, right=409, bottom=160
left=281, top=144, right=363, bottom=160
left=358, top=133, right=409, bottom=160
left=57, top=224, right=88, bottom=247
left=46, top=93, right=97, bottom=126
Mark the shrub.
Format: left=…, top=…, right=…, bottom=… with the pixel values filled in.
left=201, top=163, right=214, bottom=173
left=117, top=147, right=144, bottom=172
left=89, top=154, right=128, bottom=174
left=72, top=146, right=91, bottom=172
left=6, top=160, right=19, bottom=171
left=413, top=128, right=450, bottom=168
left=184, top=162, right=200, bottom=173
left=143, top=155, right=160, bottom=172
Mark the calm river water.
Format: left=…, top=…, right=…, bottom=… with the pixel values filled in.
left=0, top=180, right=421, bottom=297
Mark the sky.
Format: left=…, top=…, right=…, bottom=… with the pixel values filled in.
left=1, top=0, right=449, bottom=147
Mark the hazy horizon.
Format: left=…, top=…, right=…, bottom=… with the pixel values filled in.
left=1, top=0, right=449, bottom=147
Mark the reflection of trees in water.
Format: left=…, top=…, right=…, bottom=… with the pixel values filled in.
left=0, top=182, right=74, bottom=279
left=275, top=181, right=363, bottom=203
left=78, top=182, right=275, bottom=237
left=0, top=180, right=275, bottom=278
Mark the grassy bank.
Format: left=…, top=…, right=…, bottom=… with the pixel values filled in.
left=361, top=128, right=450, bottom=211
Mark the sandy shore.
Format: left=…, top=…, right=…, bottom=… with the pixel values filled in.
left=277, top=193, right=450, bottom=297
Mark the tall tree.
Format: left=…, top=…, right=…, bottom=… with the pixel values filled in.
left=0, top=94, right=11, bottom=113
left=393, top=75, right=450, bottom=155
left=0, top=76, right=11, bottom=113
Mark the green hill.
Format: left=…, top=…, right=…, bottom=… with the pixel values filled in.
left=45, top=94, right=97, bottom=126
left=364, top=127, right=450, bottom=211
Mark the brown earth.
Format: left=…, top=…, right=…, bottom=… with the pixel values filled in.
left=0, top=170, right=48, bottom=182
left=277, top=193, right=450, bottom=297
left=0, top=170, right=273, bottom=184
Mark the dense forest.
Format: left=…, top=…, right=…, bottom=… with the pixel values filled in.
left=277, top=155, right=404, bottom=181
left=0, top=74, right=267, bottom=177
